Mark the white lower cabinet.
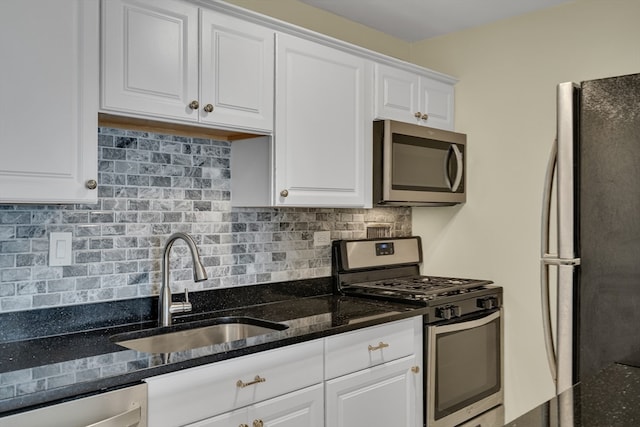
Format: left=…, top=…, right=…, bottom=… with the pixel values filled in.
left=325, top=356, right=419, bottom=427
left=145, top=317, right=423, bottom=427
left=186, top=383, right=323, bottom=427
left=145, top=339, right=324, bottom=427
left=325, top=317, right=423, bottom=427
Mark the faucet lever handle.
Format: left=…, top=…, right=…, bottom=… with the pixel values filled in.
left=168, top=288, right=193, bottom=315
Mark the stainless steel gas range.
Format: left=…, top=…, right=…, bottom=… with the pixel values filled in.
left=332, top=236, right=504, bottom=427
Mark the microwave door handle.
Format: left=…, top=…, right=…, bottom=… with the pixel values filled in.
left=446, top=144, right=463, bottom=192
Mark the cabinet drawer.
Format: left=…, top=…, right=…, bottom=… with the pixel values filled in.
left=146, top=339, right=323, bottom=427
left=325, top=318, right=417, bottom=379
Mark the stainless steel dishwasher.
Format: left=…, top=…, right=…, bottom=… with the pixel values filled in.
left=0, top=383, right=147, bottom=427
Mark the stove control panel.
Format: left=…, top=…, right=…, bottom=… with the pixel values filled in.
left=375, top=241, right=395, bottom=256
left=429, top=288, right=502, bottom=323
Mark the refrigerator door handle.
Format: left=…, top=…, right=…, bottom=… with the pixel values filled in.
left=543, top=255, right=581, bottom=266
left=541, top=138, right=558, bottom=385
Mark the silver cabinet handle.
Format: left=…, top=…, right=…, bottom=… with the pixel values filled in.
left=85, top=404, right=141, bottom=427
left=280, top=189, right=289, bottom=197
left=368, top=341, right=389, bottom=351
left=189, top=100, right=199, bottom=110
left=203, top=104, right=214, bottom=113
left=421, top=113, right=429, bottom=121
left=413, top=111, right=422, bottom=118
left=237, top=375, right=266, bottom=388
left=86, top=179, right=97, bottom=190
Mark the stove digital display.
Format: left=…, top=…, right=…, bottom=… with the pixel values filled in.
left=375, top=242, right=394, bottom=256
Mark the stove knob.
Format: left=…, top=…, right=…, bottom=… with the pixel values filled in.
left=477, top=297, right=498, bottom=310
left=436, top=306, right=457, bottom=320
left=435, top=307, right=451, bottom=320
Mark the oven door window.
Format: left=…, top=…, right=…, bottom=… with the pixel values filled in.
left=432, top=311, right=501, bottom=420
left=391, top=132, right=463, bottom=193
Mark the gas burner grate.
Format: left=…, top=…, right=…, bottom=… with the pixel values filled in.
left=354, top=275, right=492, bottom=297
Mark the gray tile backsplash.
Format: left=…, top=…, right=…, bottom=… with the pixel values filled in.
left=0, top=127, right=411, bottom=313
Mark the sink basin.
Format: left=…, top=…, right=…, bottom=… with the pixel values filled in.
left=111, top=316, right=288, bottom=353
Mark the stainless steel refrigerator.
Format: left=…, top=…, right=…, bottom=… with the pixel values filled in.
left=541, top=73, right=640, bottom=396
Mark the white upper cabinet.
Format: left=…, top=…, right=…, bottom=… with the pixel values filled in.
left=375, top=63, right=455, bottom=130
left=101, top=0, right=274, bottom=133
left=0, top=0, right=99, bottom=204
left=200, top=9, right=274, bottom=132
left=273, top=33, right=371, bottom=207
left=101, top=0, right=199, bottom=122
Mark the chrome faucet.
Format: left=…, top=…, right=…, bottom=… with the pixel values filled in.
left=159, top=232, right=208, bottom=327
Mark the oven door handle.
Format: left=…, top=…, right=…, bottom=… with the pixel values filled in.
left=432, top=309, right=500, bottom=334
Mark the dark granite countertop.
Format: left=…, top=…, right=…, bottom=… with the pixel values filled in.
left=0, top=278, right=427, bottom=417
left=505, top=363, right=640, bottom=426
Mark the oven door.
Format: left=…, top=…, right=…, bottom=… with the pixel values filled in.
left=426, top=309, right=503, bottom=427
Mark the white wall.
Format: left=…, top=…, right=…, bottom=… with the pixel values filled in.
left=410, top=0, right=640, bottom=422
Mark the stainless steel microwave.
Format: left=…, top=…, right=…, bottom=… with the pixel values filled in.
left=373, top=120, right=466, bottom=206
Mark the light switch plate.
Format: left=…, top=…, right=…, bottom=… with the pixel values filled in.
left=49, top=232, right=73, bottom=266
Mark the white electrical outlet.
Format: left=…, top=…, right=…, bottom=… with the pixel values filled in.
left=313, top=231, right=331, bottom=247
left=49, top=232, right=73, bottom=266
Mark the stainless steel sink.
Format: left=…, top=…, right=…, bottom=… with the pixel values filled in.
left=111, top=316, right=288, bottom=353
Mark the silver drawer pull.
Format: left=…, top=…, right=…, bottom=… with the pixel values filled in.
left=237, top=375, right=266, bottom=388
left=368, top=341, right=389, bottom=352
left=85, top=404, right=141, bottom=427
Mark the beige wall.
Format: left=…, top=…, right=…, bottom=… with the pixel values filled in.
left=223, top=0, right=411, bottom=60
left=410, top=0, right=640, bottom=422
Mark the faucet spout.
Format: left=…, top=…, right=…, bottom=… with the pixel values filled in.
left=159, top=232, right=208, bottom=327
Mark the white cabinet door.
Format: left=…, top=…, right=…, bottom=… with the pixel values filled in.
left=200, top=9, right=274, bottom=132
left=185, top=408, right=246, bottom=427
left=251, top=383, right=324, bottom=427
left=0, top=0, right=98, bottom=204
left=418, top=76, right=455, bottom=131
left=274, top=33, right=370, bottom=207
left=186, top=384, right=323, bottom=427
left=101, top=0, right=199, bottom=122
left=375, top=63, right=455, bottom=130
left=375, top=64, right=420, bottom=124
left=325, top=356, right=421, bottom=427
